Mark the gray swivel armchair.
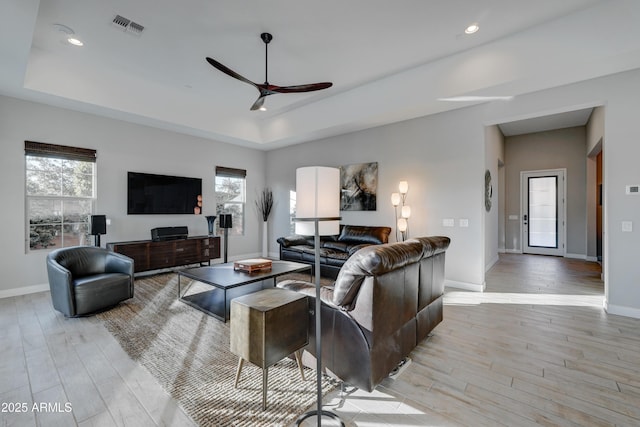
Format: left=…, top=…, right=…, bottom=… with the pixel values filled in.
left=46, top=246, right=134, bottom=317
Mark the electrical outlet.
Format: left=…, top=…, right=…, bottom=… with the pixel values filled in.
left=459, top=218, right=469, bottom=227
left=442, top=218, right=455, bottom=227
left=622, top=221, right=633, bottom=232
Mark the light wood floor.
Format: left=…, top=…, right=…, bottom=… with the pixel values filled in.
left=311, top=254, right=640, bottom=427
left=3, top=254, right=640, bottom=426
left=0, top=289, right=196, bottom=426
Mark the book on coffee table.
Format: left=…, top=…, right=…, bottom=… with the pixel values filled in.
left=234, top=258, right=273, bottom=273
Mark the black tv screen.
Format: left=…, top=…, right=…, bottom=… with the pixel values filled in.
left=127, top=172, right=203, bottom=215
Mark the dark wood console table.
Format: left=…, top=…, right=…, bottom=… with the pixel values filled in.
left=107, top=236, right=220, bottom=273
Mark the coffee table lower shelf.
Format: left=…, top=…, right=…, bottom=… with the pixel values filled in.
left=179, top=281, right=264, bottom=321
left=177, top=261, right=312, bottom=321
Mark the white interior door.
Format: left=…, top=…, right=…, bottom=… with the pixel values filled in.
left=521, top=169, right=566, bottom=256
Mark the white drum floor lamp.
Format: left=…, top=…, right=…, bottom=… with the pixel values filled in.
left=293, top=166, right=344, bottom=427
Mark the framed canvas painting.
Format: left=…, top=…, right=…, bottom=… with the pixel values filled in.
left=340, top=162, right=377, bottom=211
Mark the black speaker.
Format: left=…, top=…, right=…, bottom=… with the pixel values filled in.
left=90, top=215, right=107, bottom=235
left=219, top=214, right=233, bottom=229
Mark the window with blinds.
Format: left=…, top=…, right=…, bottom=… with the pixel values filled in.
left=215, top=166, right=246, bottom=236
left=25, top=141, right=96, bottom=251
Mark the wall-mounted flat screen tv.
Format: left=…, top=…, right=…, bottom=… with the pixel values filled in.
left=127, top=172, right=202, bottom=215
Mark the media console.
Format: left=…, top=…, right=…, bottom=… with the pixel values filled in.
left=107, top=236, right=221, bottom=273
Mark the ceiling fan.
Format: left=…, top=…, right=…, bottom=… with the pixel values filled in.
left=206, top=32, right=332, bottom=111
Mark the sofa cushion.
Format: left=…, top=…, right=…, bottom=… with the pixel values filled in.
left=322, top=241, right=349, bottom=252
left=338, top=225, right=391, bottom=245
left=74, top=272, right=132, bottom=315
left=332, top=240, right=423, bottom=308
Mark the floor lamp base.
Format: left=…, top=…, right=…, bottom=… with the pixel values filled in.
left=294, top=409, right=345, bottom=426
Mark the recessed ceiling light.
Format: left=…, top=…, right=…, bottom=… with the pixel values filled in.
left=465, top=23, right=480, bottom=34
left=67, top=37, right=84, bottom=46
left=53, top=24, right=84, bottom=46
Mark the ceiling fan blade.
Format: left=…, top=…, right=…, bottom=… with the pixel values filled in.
left=205, top=57, right=259, bottom=89
left=250, top=95, right=267, bottom=111
left=272, top=82, right=333, bottom=93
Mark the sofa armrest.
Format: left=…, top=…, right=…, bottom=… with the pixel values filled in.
left=105, top=252, right=135, bottom=294
left=46, top=256, right=75, bottom=316
left=105, top=251, right=134, bottom=275
left=277, top=279, right=336, bottom=307
left=277, top=235, right=309, bottom=248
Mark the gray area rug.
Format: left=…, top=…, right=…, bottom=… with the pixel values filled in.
left=97, top=273, right=334, bottom=427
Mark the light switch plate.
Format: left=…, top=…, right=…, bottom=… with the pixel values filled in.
left=508, top=214, right=519, bottom=220
left=626, top=185, right=640, bottom=195
left=622, top=221, right=633, bottom=232
left=459, top=218, right=469, bottom=228
left=443, top=218, right=455, bottom=227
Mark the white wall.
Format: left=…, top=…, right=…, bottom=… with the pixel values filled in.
left=0, top=95, right=266, bottom=296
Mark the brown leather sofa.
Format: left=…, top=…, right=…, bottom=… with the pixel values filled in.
left=277, top=236, right=450, bottom=391
left=277, top=225, right=391, bottom=279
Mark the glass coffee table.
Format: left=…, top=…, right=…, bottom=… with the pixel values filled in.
left=177, top=261, right=311, bottom=321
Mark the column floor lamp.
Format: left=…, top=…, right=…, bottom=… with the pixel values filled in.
left=293, top=166, right=344, bottom=427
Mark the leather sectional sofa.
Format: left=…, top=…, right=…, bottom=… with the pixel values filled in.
left=277, top=225, right=392, bottom=279
left=278, top=236, right=450, bottom=391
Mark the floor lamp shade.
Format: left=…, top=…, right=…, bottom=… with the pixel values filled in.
left=295, top=167, right=340, bottom=236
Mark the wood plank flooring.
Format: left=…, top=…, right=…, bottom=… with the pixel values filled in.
left=2, top=254, right=639, bottom=426
left=309, top=254, right=640, bottom=426
left=0, top=290, right=195, bottom=427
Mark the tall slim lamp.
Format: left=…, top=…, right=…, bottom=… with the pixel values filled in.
left=293, top=166, right=344, bottom=427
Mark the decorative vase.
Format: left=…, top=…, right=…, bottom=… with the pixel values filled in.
left=262, top=221, right=268, bottom=258
left=205, top=215, right=217, bottom=236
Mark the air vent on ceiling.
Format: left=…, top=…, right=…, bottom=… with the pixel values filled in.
left=111, top=14, right=144, bottom=37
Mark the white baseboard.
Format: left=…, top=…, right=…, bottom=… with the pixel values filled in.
left=0, top=283, right=49, bottom=299
left=445, top=279, right=485, bottom=292
left=505, top=249, right=522, bottom=254
left=604, top=300, right=640, bottom=319
left=565, top=253, right=587, bottom=260
left=585, top=256, right=598, bottom=262
left=498, top=247, right=506, bottom=253
left=485, top=255, right=499, bottom=272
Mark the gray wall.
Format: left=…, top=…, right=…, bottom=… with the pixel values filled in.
left=267, top=106, right=487, bottom=289
left=484, top=125, right=505, bottom=272
left=268, top=68, right=640, bottom=316
left=0, top=96, right=266, bottom=295
left=2, top=69, right=640, bottom=318
left=504, top=127, right=587, bottom=256
left=586, top=106, right=604, bottom=259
